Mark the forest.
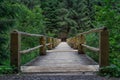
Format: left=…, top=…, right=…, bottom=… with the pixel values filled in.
left=0, top=0, right=120, bottom=77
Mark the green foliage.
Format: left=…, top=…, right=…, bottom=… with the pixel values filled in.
left=93, top=0, right=120, bottom=65
left=89, top=0, right=120, bottom=77
left=41, top=0, right=92, bottom=37
left=0, top=1, right=16, bottom=65
left=0, top=0, right=45, bottom=71
left=0, top=66, right=14, bottom=74
left=99, top=65, right=120, bottom=77
left=85, top=33, right=99, bottom=62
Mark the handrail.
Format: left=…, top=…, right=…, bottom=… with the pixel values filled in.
left=46, top=43, right=51, bottom=46
left=78, top=27, right=107, bottom=35
left=81, top=44, right=100, bottom=52
left=67, top=27, right=109, bottom=68
left=10, top=30, right=61, bottom=72
left=20, top=45, right=43, bottom=54
left=13, top=30, right=44, bottom=37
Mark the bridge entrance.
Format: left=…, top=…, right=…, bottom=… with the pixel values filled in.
left=21, top=42, right=99, bottom=73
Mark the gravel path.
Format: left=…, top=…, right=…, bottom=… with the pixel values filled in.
left=0, top=73, right=119, bottom=80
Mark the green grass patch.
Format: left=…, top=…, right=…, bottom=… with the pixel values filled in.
left=0, top=66, right=14, bottom=74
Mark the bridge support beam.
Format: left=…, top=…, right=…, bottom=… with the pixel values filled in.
left=10, top=31, right=21, bottom=72
left=78, top=34, right=86, bottom=54
left=99, top=29, right=109, bottom=67
left=40, top=36, right=46, bottom=55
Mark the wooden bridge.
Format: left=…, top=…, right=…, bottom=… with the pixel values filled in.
left=10, top=27, right=109, bottom=73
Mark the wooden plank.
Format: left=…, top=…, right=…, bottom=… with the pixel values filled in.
left=10, top=31, right=21, bottom=72
left=20, top=45, right=43, bottom=54
left=82, top=44, right=100, bottom=52
left=39, top=36, right=46, bottom=55
left=99, top=30, right=109, bottom=67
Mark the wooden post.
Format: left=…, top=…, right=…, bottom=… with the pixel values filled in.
left=40, top=36, right=46, bottom=55
left=48, top=37, right=52, bottom=50
left=52, top=38, right=55, bottom=48
left=54, top=38, right=56, bottom=47
left=74, top=37, right=78, bottom=49
left=73, top=37, right=75, bottom=49
left=10, top=31, right=21, bottom=72
left=76, top=36, right=78, bottom=49
left=57, top=39, right=61, bottom=45
left=99, top=29, right=109, bottom=67
left=78, top=34, right=85, bottom=54
left=55, top=38, right=57, bottom=47
left=71, top=38, right=73, bottom=48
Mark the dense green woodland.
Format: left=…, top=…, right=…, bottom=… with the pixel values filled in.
left=0, top=0, right=120, bottom=77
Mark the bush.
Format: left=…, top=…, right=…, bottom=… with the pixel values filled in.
left=99, top=65, right=120, bottom=77
left=0, top=66, right=14, bottom=74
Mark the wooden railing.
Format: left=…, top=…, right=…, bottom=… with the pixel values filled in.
left=67, top=27, right=109, bottom=67
left=10, top=30, right=61, bottom=72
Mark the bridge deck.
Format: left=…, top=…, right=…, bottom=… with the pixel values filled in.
left=21, top=42, right=99, bottom=73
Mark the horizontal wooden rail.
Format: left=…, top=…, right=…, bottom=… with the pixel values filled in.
left=20, top=45, right=43, bottom=54
left=81, top=44, right=100, bottom=52
left=78, top=27, right=107, bottom=35
left=18, top=31, right=43, bottom=37
left=45, top=43, right=51, bottom=46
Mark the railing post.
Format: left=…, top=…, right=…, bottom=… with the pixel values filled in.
left=71, top=38, right=73, bottom=48
left=40, top=36, right=46, bottom=55
left=48, top=37, right=52, bottom=50
left=78, top=34, right=85, bottom=54
left=74, top=37, right=78, bottom=49
left=99, top=29, right=109, bottom=67
left=55, top=38, right=57, bottom=47
left=54, top=38, right=56, bottom=48
left=73, top=37, right=75, bottom=49
left=57, top=39, right=61, bottom=45
left=10, top=31, right=21, bottom=72
left=52, top=38, right=55, bottom=48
